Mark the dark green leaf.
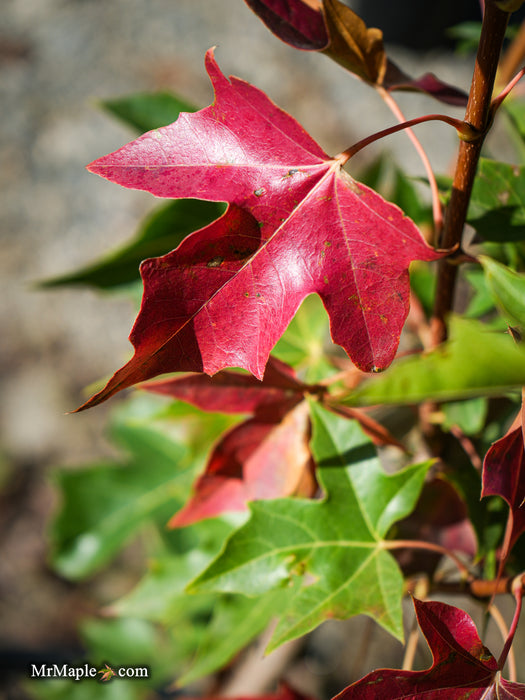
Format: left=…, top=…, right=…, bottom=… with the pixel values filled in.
left=100, top=92, right=197, bottom=133
left=468, top=159, right=525, bottom=242
left=392, top=168, right=432, bottom=227
left=39, top=200, right=225, bottom=290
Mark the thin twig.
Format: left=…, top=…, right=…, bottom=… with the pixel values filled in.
left=497, top=575, right=524, bottom=672
left=402, top=619, right=421, bottom=671
left=449, top=425, right=483, bottom=471
left=488, top=603, right=516, bottom=682
left=382, top=539, right=471, bottom=580
left=377, top=87, right=443, bottom=238
left=491, top=66, right=525, bottom=115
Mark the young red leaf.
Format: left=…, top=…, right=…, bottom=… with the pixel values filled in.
left=336, top=597, right=525, bottom=699
left=244, top=0, right=467, bottom=105
left=81, top=50, right=442, bottom=410
left=244, top=0, right=328, bottom=50
left=142, top=355, right=310, bottom=415
left=169, top=400, right=315, bottom=527
left=383, top=63, right=469, bottom=107
left=482, top=426, right=525, bottom=548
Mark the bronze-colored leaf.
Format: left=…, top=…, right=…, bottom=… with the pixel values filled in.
left=321, top=0, right=386, bottom=85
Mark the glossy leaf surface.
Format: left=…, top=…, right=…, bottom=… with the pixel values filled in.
left=189, top=403, right=431, bottom=650
left=82, top=50, right=441, bottom=409
left=336, top=598, right=525, bottom=699
left=482, top=426, right=525, bottom=548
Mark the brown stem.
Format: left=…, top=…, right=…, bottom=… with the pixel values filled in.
left=431, top=2, right=510, bottom=347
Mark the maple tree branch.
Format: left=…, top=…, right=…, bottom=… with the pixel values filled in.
left=430, top=1, right=510, bottom=347
left=337, top=114, right=480, bottom=164
left=377, top=86, right=443, bottom=237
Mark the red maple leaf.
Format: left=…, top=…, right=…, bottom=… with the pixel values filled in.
left=80, top=49, right=441, bottom=410
left=169, top=400, right=315, bottom=527
left=336, top=597, right=525, bottom=699
left=143, top=355, right=311, bottom=415
left=482, top=425, right=525, bottom=549
left=144, top=357, right=316, bottom=527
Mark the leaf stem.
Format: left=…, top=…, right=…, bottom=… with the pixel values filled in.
left=430, top=1, right=510, bottom=347
left=377, top=87, right=443, bottom=237
left=497, top=574, right=524, bottom=670
left=488, top=603, right=517, bottom=681
left=491, top=65, right=525, bottom=114
left=383, top=539, right=471, bottom=579
left=337, top=114, right=479, bottom=164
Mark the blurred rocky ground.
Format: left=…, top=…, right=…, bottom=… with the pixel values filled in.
left=0, top=0, right=517, bottom=697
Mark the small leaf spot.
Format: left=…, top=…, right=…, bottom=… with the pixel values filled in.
left=254, top=187, right=266, bottom=197
left=371, top=366, right=383, bottom=373
left=207, top=256, right=224, bottom=268
left=324, top=276, right=329, bottom=284
left=256, top=292, right=262, bottom=298
left=324, top=240, right=331, bottom=247
left=244, top=291, right=250, bottom=297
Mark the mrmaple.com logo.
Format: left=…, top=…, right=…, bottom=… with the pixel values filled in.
left=30, top=662, right=149, bottom=682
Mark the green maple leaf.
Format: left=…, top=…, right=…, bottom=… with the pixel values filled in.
left=189, top=402, right=432, bottom=650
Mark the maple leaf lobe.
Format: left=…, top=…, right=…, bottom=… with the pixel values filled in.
left=81, top=50, right=442, bottom=410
